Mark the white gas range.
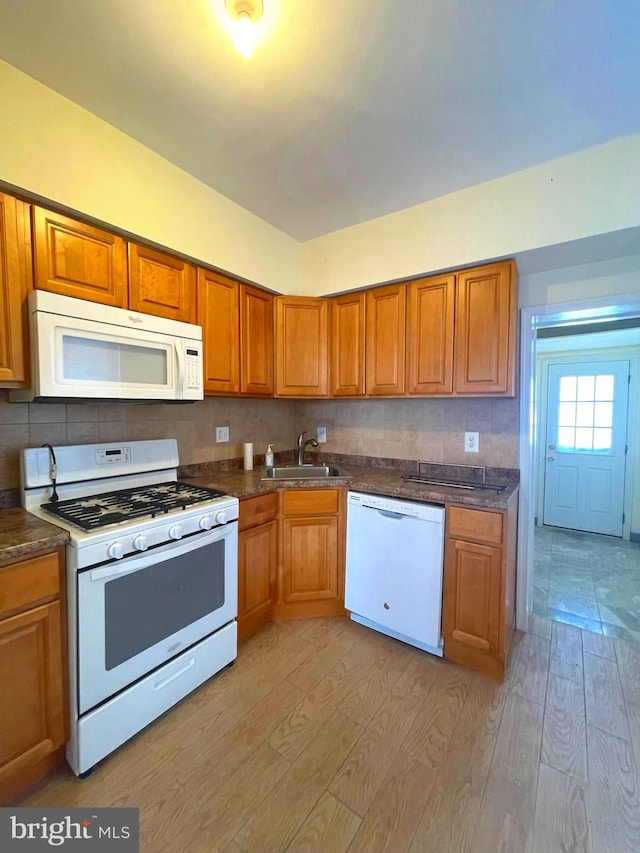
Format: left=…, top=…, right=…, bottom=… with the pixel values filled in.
left=21, top=439, right=239, bottom=777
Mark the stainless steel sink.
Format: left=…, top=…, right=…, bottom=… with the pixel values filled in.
left=261, top=464, right=352, bottom=480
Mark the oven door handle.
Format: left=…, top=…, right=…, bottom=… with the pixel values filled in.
left=88, top=523, right=236, bottom=582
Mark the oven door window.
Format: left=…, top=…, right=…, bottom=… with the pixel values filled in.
left=104, top=540, right=225, bottom=670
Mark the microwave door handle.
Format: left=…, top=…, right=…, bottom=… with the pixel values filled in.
left=175, top=340, right=186, bottom=395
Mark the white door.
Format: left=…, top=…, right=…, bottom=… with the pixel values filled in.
left=543, top=360, right=629, bottom=536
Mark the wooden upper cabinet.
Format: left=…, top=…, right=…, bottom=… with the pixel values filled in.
left=453, top=261, right=517, bottom=396
left=407, top=274, right=455, bottom=395
left=330, top=292, right=365, bottom=396
left=0, top=193, right=31, bottom=386
left=197, top=269, right=240, bottom=395
left=275, top=296, right=329, bottom=397
left=128, top=243, right=196, bottom=323
left=240, top=284, right=274, bottom=396
left=33, top=207, right=127, bottom=308
left=365, top=284, right=406, bottom=396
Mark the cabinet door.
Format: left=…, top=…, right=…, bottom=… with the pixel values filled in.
left=0, top=602, right=65, bottom=784
left=197, top=269, right=240, bottom=394
left=453, top=261, right=517, bottom=395
left=240, top=284, right=274, bottom=396
left=275, top=296, right=329, bottom=397
left=0, top=194, right=31, bottom=385
left=128, top=243, right=196, bottom=323
left=407, top=274, right=455, bottom=395
left=33, top=207, right=127, bottom=308
left=281, top=516, right=339, bottom=603
left=238, top=520, right=277, bottom=640
left=365, top=284, right=406, bottom=396
left=442, top=538, right=502, bottom=655
left=331, top=292, right=365, bottom=396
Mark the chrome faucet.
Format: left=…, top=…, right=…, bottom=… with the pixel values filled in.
left=297, top=431, right=319, bottom=466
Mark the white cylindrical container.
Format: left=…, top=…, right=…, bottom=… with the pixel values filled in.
left=243, top=442, right=254, bottom=470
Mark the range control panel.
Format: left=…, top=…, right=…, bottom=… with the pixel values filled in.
left=96, top=447, right=131, bottom=465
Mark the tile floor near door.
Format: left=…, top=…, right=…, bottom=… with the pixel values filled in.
left=16, top=616, right=640, bottom=852
left=533, top=525, right=640, bottom=643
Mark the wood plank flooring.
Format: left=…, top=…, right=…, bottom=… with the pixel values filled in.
left=15, top=615, right=640, bottom=852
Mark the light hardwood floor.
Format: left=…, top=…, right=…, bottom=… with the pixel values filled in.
left=16, top=615, right=640, bottom=852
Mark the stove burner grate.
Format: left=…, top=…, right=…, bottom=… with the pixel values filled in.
left=41, top=482, right=226, bottom=531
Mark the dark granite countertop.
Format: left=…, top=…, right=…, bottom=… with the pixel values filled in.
left=0, top=509, right=69, bottom=567
left=184, top=463, right=519, bottom=510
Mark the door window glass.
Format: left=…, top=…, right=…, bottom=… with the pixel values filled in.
left=556, top=373, right=614, bottom=454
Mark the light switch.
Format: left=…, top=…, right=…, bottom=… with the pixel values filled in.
left=317, top=426, right=327, bottom=443
left=216, top=426, right=229, bottom=443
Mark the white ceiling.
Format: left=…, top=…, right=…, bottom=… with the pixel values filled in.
left=0, top=0, right=639, bottom=241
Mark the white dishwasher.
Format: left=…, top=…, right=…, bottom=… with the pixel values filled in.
left=345, top=491, right=445, bottom=656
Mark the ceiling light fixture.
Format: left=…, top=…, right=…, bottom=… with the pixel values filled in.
left=224, top=0, right=264, bottom=58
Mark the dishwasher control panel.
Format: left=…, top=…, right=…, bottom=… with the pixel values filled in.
left=347, top=491, right=444, bottom=522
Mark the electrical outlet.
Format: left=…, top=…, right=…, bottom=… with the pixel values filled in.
left=317, top=426, right=327, bottom=444
left=215, top=426, right=229, bottom=443
left=465, top=432, right=479, bottom=453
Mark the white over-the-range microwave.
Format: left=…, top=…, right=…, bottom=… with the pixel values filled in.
left=10, top=290, right=204, bottom=403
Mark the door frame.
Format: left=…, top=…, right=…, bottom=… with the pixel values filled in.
left=517, top=292, right=640, bottom=631
left=535, top=352, right=637, bottom=539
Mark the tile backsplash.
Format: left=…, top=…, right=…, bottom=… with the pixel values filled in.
left=295, top=397, right=519, bottom=469
left=0, top=392, right=297, bottom=491
left=0, top=392, right=519, bottom=492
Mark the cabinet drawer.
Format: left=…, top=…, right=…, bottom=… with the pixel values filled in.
left=0, top=553, right=60, bottom=619
left=448, top=506, right=503, bottom=546
left=239, top=492, right=278, bottom=532
left=282, top=489, right=340, bottom=517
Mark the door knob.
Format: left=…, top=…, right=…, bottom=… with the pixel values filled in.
left=547, top=456, right=555, bottom=462
left=548, top=444, right=556, bottom=450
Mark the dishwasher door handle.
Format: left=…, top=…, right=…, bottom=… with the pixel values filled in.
left=374, top=509, right=407, bottom=520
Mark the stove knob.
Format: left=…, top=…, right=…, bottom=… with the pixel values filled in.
left=215, top=510, right=228, bottom=525
left=199, top=516, right=213, bottom=530
left=108, top=542, right=125, bottom=560
left=133, top=535, right=148, bottom=551
left=169, top=524, right=183, bottom=540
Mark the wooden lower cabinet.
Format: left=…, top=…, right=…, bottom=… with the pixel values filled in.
left=442, top=495, right=518, bottom=680
left=237, top=493, right=278, bottom=641
left=274, top=488, right=346, bottom=619
left=0, top=549, right=68, bottom=804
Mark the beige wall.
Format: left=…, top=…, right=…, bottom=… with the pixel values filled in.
left=296, top=397, right=519, bottom=469
left=299, top=134, right=640, bottom=296
left=0, top=60, right=300, bottom=294
left=0, top=393, right=297, bottom=491
left=519, top=254, right=640, bottom=308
